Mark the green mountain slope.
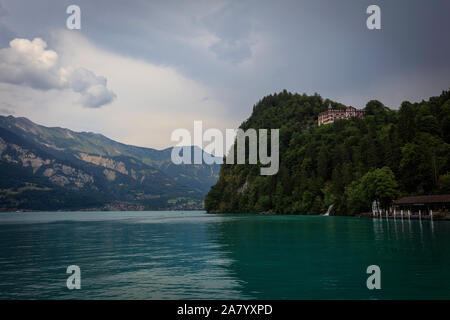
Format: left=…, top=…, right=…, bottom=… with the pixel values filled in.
left=205, top=90, right=450, bottom=215
left=0, top=116, right=221, bottom=211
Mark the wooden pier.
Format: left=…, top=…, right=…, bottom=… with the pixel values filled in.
left=371, top=195, right=450, bottom=220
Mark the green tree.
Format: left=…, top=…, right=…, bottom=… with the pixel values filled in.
left=438, top=172, right=450, bottom=193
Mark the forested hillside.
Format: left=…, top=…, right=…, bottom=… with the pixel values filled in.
left=205, top=90, right=450, bottom=215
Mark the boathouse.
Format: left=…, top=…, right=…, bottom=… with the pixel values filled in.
left=392, top=194, right=450, bottom=218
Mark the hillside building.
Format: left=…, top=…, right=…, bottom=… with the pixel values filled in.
left=318, top=105, right=365, bottom=126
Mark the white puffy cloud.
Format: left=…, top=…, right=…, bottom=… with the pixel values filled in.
left=0, top=37, right=116, bottom=108
left=63, top=67, right=116, bottom=108
left=0, top=102, right=14, bottom=115
left=0, top=38, right=60, bottom=89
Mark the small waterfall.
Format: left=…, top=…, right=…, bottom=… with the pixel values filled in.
left=323, top=204, right=334, bottom=216
left=372, top=200, right=380, bottom=217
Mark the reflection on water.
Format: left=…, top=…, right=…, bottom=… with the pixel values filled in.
left=0, top=211, right=449, bottom=299
left=0, top=211, right=248, bottom=299
left=210, top=215, right=450, bottom=299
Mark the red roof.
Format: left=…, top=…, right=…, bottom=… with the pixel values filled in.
left=393, top=194, right=450, bottom=205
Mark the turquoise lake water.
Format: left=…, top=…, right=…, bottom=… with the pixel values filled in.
left=0, top=211, right=449, bottom=299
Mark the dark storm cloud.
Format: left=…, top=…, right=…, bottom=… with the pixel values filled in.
left=0, top=2, right=16, bottom=47
left=201, top=1, right=254, bottom=63
left=0, top=0, right=449, bottom=118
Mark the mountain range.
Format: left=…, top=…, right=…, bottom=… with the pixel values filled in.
left=0, top=115, right=221, bottom=211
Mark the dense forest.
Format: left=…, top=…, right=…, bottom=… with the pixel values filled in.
left=205, top=90, right=450, bottom=215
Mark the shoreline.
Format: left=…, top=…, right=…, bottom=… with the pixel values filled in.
left=2, top=209, right=450, bottom=221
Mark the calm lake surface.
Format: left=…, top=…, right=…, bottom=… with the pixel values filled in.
left=0, top=211, right=449, bottom=299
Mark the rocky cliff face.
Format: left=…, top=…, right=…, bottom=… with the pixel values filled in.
left=77, top=152, right=128, bottom=175
left=0, top=137, right=94, bottom=189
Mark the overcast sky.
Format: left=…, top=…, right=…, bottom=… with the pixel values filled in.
left=0, top=0, right=449, bottom=150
